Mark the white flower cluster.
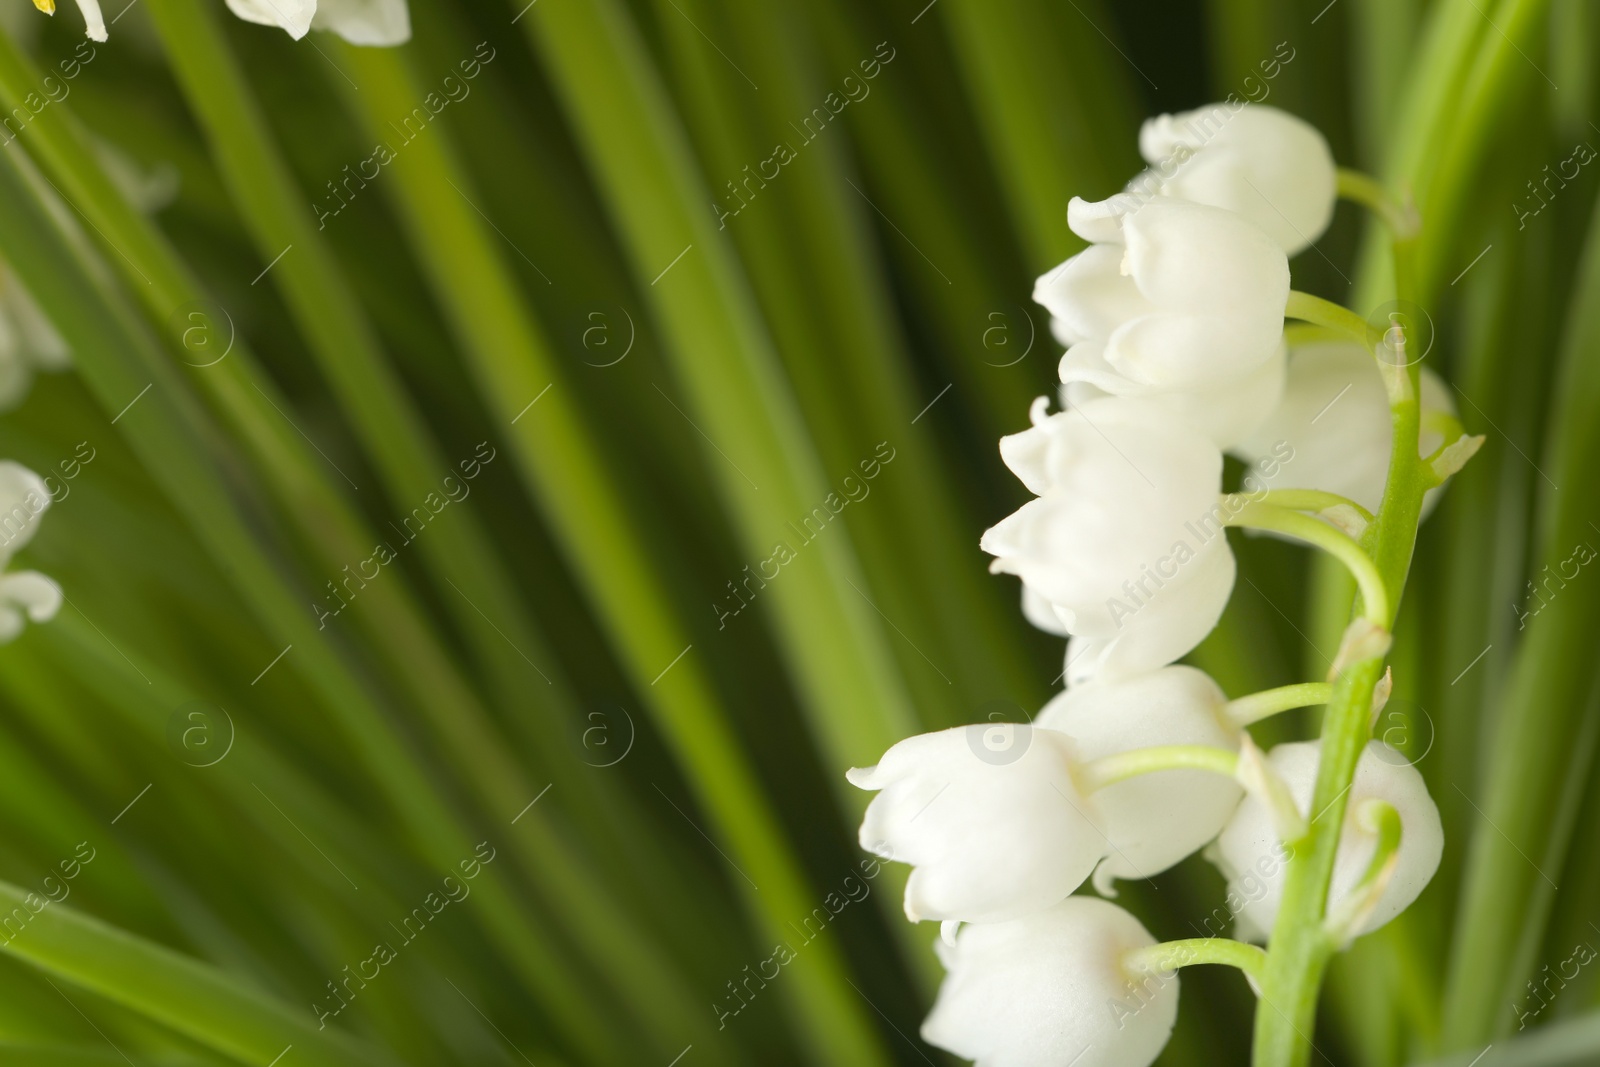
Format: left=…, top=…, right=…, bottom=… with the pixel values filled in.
left=850, top=104, right=1446, bottom=1067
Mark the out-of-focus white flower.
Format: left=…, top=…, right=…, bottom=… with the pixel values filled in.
left=1063, top=341, right=1287, bottom=451
left=924, top=896, right=1177, bottom=1067
left=1037, top=197, right=1288, bottom=398
left=847, top=724, right=1105, bottom=924
left=984, top=397, right=1235, bottom=686
left=0, top=462, right=61, bottom=642
left=0, top=264, right=70, bottom=412
left=226, top=0, right=410, bottom=45
left=1040, top=666, right=1243, bottom=893
left=1233, top=340, right=1455, bottom=515
left=1213, top=739, right=1443, bottom=941
left=1134, top=104, right=1338, bottom=256
left=45, top=0, right=409, bottom=44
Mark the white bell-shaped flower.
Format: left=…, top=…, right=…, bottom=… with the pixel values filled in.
left=1134, top=103, right=1338, bottom=256
left=1040, top=666, right=1243, bottom=892
left=1213, top=739, right=1443, bottom=941
left=224, top=0, right=410, bottom=44
left=1037, top=197, right=1288, bottom=398
left=983, top=396, right=1235, bottom=686
left=1232, top=340, right=1455, bottom=515
left=0, top=461, right=60, bottom=642
left=847, top=724, right=1105, bottom=923
left=924, top=896, right=1177, bottom=1067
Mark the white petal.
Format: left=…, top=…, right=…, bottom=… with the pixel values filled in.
left=225, top=0, right=315, bottom=39
left=1063, top=535, right=1236, bottom=686
left=1213, top=739, right=1442, bottom=940
left=1138, top=104, right=1338, bottom=256
left=850, top=725, right=1105, bottom=923
left=71, top=0, right=106, bottom=41
left=1034, top=244, right=1153, bottom=347
left=0, top=570, right=61, bottom=642
left=0, top=462, right=51, bottom=564
left=1039, top=666, right=1242, bottom=883
left=923, top=897, right=1177, bottom=1067
left=311, top=0, right=410, bottom=45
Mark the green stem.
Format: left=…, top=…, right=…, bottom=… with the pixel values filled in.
left=1336, top=168, right=1420, bottom=238
left=1127, top=938, right=1270, bottom=985
left=1226, top=683, right=1335, bottom=728
left=1252, top=250, right=1429, bottom=1067
left=1284, top=290, right=1379, bottom=347
left=1078, top=745, right=1239, bottom=793
left=1225, top=503, right=1391, bottom=624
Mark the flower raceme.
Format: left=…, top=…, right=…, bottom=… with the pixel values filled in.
left=855, top=100, right=1463, bottom=1067
left=43, top=0, right=410, bottom=44
left=981, top=396, right=1235, bottom=686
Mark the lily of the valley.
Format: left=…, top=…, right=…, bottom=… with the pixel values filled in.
left=0, top=461, right=61, bottom=641
left=1212, top=739, right=1443, bottom=941
left=42, top=0, right=409, bottom=45
left=1037, top=197, right=1288, bottom=405
left=1234, top=339, right=1456, bottom=515
left=982, top=396, right=1235, bottom=686
left=1134, top=104, right=1338, bottom=256
left=1038, top=666, right=1243, bottom=894
left=847, top=724, right=1105, bottom=924
left=923, top=896, right=1177, bottom=1067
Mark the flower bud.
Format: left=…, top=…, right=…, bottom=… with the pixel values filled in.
left=923, top=896, right=1177, bottom=1067
left=1233, top=340, right=1455, bottom=515
left=1040, top=666, right=1243, bottom=892
left=847, top=725, right=1105, bottom=923
left=1038, top=197, right=1288, bottom=397
left=1212, top=740, right=1443, bottom=940
left=1135, top=103, right=1338, bottom=255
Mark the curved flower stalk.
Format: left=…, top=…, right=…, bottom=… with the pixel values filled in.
left=1038, top=666, right=1244, bottom=894
left=1037, top=197, right=1289, bottom=410
left=1133, top=104, right=1338, bottom=256
left=1233, top=339, right=1457, bottom=515
left=982, top=396, right=1235, bottom=685
left=39, top=0, right=409, bottom=44
left=0, top=461, right=61, bottom=641
left=1213, top=740, right=1442, bottom=941
left=923, top=897, right=1177, bottom=1067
